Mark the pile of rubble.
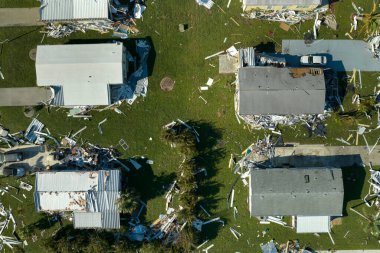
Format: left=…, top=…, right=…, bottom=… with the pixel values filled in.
left=242, top=7, right=327, bottom=25
left=231, top=135, right=275, bottom=175
left=261, top=239, right=312, bottom=253
left=365, top=163, right=380, bottom=209
left=236, top=113, right=328, bottom=131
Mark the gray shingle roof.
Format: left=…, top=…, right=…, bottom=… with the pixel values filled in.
left=249, top=167, right=344, bottom=216
left=238, top=67, right=326, bottom=115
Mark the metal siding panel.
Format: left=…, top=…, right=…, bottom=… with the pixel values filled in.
left=41, top=0, right=109, bottom=21
left=296, top=216, right=330, bottom=233
left=74, top=212, right=102, bottom=228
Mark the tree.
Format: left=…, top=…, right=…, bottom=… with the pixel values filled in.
left=358, top=1, right=380, bottom=36
left=118, top=188, right=141, bottom=214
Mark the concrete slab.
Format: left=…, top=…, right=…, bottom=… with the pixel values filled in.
left=273, top=144, right=380, bottom=167
left=282, top=40, right=380, bottom=72
left=0, top=87, right=53, bottom=106
left=219, top=54, right=238, bottom=74
left=0, top=8, right=43, bottom=27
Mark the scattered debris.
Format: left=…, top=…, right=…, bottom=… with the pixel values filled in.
left=19, top=182, right=32, bottom=191
left=192, top=217, right=223, bottom=232
left=195, top=0, right=214, bottom=10
left=0, top=66, right=4, bottom=80
left=97, top=118, right=107, bottom=135
left=199, top=96, right=208, bottom=104
left=24, top=118, right=44, bottom=144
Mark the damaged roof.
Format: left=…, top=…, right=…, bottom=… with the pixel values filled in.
left=40, top=0, right=110, bottom=22
left=36, top=43, right=125, bottom=106
left=238, top=67, right=326, bottom=115
left=249, top=167, right=344, bottom=216
left=35, top=169, right=121, bottom=229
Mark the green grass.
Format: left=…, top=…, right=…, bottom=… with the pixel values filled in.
left=0, top=0, right=39, bottom=8
left=0, top=0, right=380, bottom=252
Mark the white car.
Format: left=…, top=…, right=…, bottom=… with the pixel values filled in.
left=300, top=55, right=327, bottom=66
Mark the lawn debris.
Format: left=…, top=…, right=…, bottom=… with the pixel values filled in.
left=19, top=181, right=33, bottom=191
left=0, top=66, right=4, bottom=80
left=24, top=118, right=44, bottom=144
left=67, top=106, right=94, bottom=118
left=97, top=118, right=107, bottom=135
left=0, top=203, right=21, bottom=249
left=195, top=0, right=214, bottom=10
left=192, top=217, right=223, bottom=232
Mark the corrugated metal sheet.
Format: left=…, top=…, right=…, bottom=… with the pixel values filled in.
left=74, top=212, right=102, bottom=228
left=36, top=171, right=99, bottom=192
left=40, top=0, right=110, bottom=22
left=102, top=211, right=120, bottom=229
left=35, top=169, right=121, bottom=229
left=51, top=86, right=64, bottom=106
left=296, top=216, right=330, bottom=233
left=98, top=169, right=121, bottom=192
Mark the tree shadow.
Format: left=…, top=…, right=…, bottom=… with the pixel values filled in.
left=186, top=120, right=226, bottom=242
left=22, top=213, right=59, bottom=238
left=118, top=157, right=176, bottom=224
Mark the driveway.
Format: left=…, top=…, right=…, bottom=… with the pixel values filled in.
left=0, top=8, right=43, bottom=27
left=0, top=145, right=60, bottom=172
left=273, top=144, right=380, bottom=167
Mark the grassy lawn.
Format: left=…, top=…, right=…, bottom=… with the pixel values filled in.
left=0, top=0, right=380, bottom=252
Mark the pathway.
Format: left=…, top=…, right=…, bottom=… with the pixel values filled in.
left=0, top=8, right=43, bottom=27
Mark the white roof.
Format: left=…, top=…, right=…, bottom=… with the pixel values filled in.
left=36, top=171, right=99, bottom=191
left=40, top=0, right=110, bottom=22
left=296, top=216, right=330, bottom=233
left=74, top=212, right=103, bottom=228
left=36, top=43, right=124, bottom=106
left=37, top=192, right=87, bottom=211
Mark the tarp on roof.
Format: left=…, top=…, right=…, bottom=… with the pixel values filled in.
left=36, top=43, right=125, bottom=106
left=238, top=67, right=326, bottom=115
left=296, top=216, right=330, bottom=233
left=249, top=167, right=344, bottom=216
left=40, top=0, right=110, bottom=22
